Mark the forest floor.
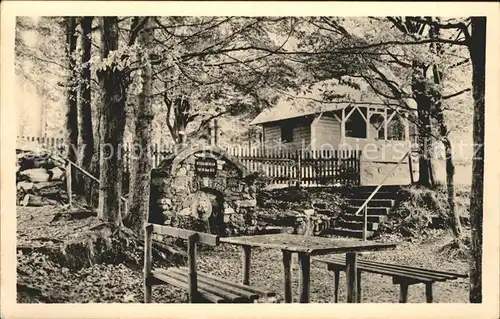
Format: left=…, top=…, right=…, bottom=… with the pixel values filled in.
left=17, top=204, right=469, bottom=303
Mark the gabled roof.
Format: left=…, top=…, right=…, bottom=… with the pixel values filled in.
left=249, top=101, right=350, bottom=125
left=250, top=79, right=417, bottom=125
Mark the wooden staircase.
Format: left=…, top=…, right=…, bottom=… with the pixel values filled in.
left=331, top=185, right=402, bottom=238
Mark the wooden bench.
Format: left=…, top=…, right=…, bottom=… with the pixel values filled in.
left=314, top=256, right=468, bottom=303
left=144, top=223, right=275, bottom=303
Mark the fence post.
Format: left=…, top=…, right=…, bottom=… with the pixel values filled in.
left=408, top=152, right=414, bottom=184
left=362, top=205, right=367, bottom=241
left=296, top=149, right=302, bottom=187
left=66, top=162, right=72, bottom=210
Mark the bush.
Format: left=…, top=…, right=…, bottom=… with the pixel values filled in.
left=378, top=185, right=450, bottom=238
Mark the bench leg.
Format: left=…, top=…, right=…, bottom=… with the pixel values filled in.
left=345, top=252, right=358, bottom=303
left=357, top=270, right=362, bottom=303
left=425, top=283, right=433, bottom=303
left=144, top=280, right=152, bottom=303
left=242, top=245, right=251, bottom=285
left=333, top=270, right=340, bottom=303
left=399, top=283, right=409, bottom=303
left=298, top=252, right=311, bottom=303
left=282, top=250, right=293, bottom=303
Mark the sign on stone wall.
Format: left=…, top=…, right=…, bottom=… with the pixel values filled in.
left=194, top=154, right=217, bottom=177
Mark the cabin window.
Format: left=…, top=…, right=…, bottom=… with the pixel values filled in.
left=369, top=113, right=385, bottom=139
left=345, top=107, right=367, bottom=138
left=280, top=125, right=294, bottom=143
left=387, top=113, right=406, bottom=141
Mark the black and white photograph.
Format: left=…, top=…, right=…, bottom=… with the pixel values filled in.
left=1, top=1, right=499, bottom=317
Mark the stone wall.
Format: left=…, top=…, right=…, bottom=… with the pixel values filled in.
left=150, top=145, right=258, bottom=235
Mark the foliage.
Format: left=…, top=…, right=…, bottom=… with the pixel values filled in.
left=377, top=184, right=471, bottom=238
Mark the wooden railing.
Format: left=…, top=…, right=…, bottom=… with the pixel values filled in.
left=62, top=158, right=129, bottom=219
left=355, top=151, right=411, bottom=240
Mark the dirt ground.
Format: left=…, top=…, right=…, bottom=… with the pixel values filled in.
left=17, top=205, right=468, bottom=303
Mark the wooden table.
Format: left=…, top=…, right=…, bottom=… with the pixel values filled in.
left=220, top=233, right=396, bottom=303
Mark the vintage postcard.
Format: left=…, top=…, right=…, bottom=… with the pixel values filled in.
left=1, top=1, right=499, bottom=319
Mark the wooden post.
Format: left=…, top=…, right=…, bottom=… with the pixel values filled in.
left=213, top=119, right=218, bottom=146
left=208, top=123, right=212, bottom=146
left=66, top=162, right=72, bottom=210
left=362, top=205, right=368, bottom=241
left=298, top=252, right=310, bottom=303
left=408, top=153, right=415, bottom=184
left=187, top=233, right=198, bottom=303
left=399, top=282, right=409, bottom=303
left=242, top=245, right=251, bottom=285
left=425, top=283, right=433, bottom=303
left=333, top=270, right=340, bottom=303
left=341, top=108, right=346, bottom=144
left=345, top=252, right=358, bottom=303
left=144, top=224, right=153, bottom=303
left=296, top=149, right=302, bottom=188
left=357, top=269, right=362, bottom=303
left=282, top=250, right=292, bottom=303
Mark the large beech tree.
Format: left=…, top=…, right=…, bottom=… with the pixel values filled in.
left=126, top=17, right=155, bottom=232
left=96, top=17, right=128, bottom=225
left=467, top=16, right=486, bottom=304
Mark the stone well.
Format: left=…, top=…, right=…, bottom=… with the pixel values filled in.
left=149, top=145, right=258, bottom=235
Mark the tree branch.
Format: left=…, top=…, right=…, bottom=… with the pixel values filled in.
left=442, top=88, right=471, bottom=100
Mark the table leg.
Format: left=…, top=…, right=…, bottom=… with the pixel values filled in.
left=282, top=250, right=292, bottom=303
left=345, top=252, right=358, bottom=303
left=242, top=245, right=251, bottom=285
left=298, top=252, right=311, bottom=303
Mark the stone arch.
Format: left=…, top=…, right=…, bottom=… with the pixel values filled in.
left=170, top=145, right=250, bottom=177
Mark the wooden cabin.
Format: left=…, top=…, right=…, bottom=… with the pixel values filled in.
left=250, top=101, right=419, bottom=185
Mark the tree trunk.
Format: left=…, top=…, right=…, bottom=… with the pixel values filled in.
left=429, top=22, right=462, bottom=238
left=97, top=17, right=127, bottom=226
left=65, top=18, right=79, bottom=164
left=443, top=138, right=461, bottom=237
left=468, top=16, right=486, bottom=304
left=415, top=92, right=435, bottom=187
left=79, top=16, right=95, bottom=198
left=126, top=17, right=154, bottom=233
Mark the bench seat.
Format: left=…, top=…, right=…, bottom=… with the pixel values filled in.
left=150, top=267, right=275, bottom=303
left=314, top=256, right=468, bottom=303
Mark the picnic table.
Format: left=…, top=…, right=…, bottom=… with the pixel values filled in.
left=220, top=233, right=396, bottom=303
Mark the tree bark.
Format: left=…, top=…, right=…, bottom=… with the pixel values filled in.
left=79, top=16, right=95, bottom=198
left=78, top=16, right=94, bottom=198
left=443, top=138, right=461, bottom=237
left=429, top=20, right=462, bottom=238
left=97, top=17, right=127, bottom=226
left=126, top=17, right=154, bottom=233
left=468, top=16, right=486, bottom=304
left=413, top=71, right=435, bottom=188
left=65, top=18, right=79, bottom=164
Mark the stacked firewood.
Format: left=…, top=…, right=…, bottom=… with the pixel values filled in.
left=16, top=147, right=67, bottom=207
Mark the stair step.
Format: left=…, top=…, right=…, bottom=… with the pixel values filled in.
left=349, top=199, right=394, bottom=207
left=352, top=185, right=403, bottom=192
left=342, top=215, right=388, bottom=223
left=330, top=228, right=374, bottom=239
left=346, top=206, right=390, bottom=215
left=337, top=220, right=379, bottom=231
left=352, top=191, right=401, bottom=200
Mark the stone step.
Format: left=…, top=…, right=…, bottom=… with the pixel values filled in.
left=346, top=206, right=390, bottom=215
left=342, top=214, right=388, bottom=223
left=348, top=199, right=395, bottom=208
left=330, top=228, right=374, bottom=239
left=336, top=220, right=379, bottom=231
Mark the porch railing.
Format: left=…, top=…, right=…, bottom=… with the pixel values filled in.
left=354, top=151, right=412, bottom=240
